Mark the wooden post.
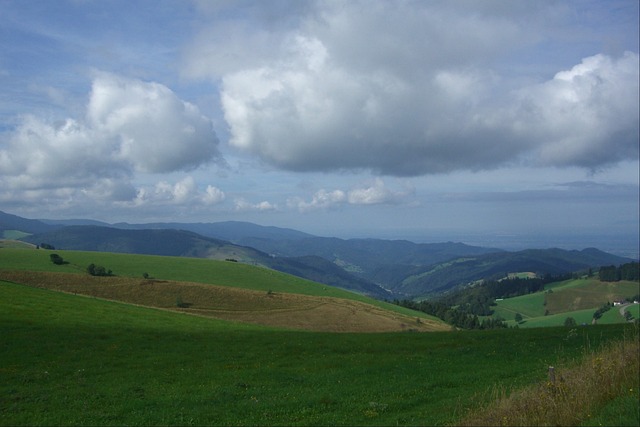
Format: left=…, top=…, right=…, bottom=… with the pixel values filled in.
left=548, top=366, right=555, bottom=384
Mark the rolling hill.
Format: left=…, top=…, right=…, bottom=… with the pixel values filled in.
left=3, top=210, right=635, bottom=298
left=392, top=248, right=633, bottom=296
left=19, top=225, right=391, bottom=299
left=0, top=247, right=445, bottom=332
left=0, top=210, right=59, bottom=235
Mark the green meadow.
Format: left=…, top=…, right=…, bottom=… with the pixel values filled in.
left=494, top=277, right=639, bottom=328
left=1, top=247, right=638, bottom=425
left=1, top=280, right=636, bottom=426
left=0, top=248, right=427, bottom=320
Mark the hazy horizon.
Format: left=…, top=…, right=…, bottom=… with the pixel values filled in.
left=3, top=208, right=635, bottom=259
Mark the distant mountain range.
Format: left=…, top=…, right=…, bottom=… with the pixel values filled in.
left=1, top=210, right=634, bottom=298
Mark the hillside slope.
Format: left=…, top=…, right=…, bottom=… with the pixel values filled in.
left=0, top=210, right=59, bottom=234
left=395, top=248, right=633, bottom=296
left=20, top=226, right=391, bottom=298
left=0, top=271, right=446, bottom=332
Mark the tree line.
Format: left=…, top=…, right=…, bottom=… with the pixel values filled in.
left=436, top=273, right=572, bottom=317
left=392, top=273, right=574, bottom=330
left=393, top=298, right=508, bottom=330
left=599, top=262, right=639, bottom=282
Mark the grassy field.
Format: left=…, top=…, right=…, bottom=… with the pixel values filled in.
left=545, top=278, right=639, bottom=314
left=1, top=280, right=637, bottom=426
left=494, top=277, right=639, bottom=328
left=0, top=247, right=434, bottom=323
left=0, top=239, right=34, bottom=249
left=0, top=270, right=447, bottom=333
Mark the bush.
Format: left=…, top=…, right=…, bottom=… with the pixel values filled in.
left=87, top=263, right=113, bottom=277
left=176, top=295, right=190, bottom=308
left=49, top=254, right=64, bottom=265
left=564, top=317, right=577, bottom=327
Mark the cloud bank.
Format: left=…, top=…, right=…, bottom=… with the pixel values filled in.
left=0, top=74, right=221, bottom=193
left=190, top=1, right=639, bottom=176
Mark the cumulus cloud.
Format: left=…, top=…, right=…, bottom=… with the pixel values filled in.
left=203, top=1, right=639, bottom=176
left=234, top=198, right=277, bottom=212
left=289, top=179, right=411, bottom=212
left=88, top=73, right=222, bottom=173
left=133, top=177, right=226, bottom=207
left=0, top=74, right=222, bottom=192
left=508, top=52, right=639, bottom=169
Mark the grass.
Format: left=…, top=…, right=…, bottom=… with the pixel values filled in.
left=514, top=308, right=596, bottom=328
left=1, top=231, right=31, bottom=240
left=0, top=239, right=34, bottom=249
left=0, top=247, right=435, bottom=321
left=626, top=304, right=639, bottom=319
left=493, top=292, right=547, bottom=320
left=0, top=270, right=448, bottom=332
left=457, top=325, right=639, bottom=426
left=545, top=278, right=639, bottom=314
left=1, top=280, right=637, bottom=426
left=493, top=277, right=639, bottom=328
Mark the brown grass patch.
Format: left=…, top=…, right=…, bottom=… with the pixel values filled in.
left=456, top=327, right=640, bottom=426
left=0, top=270, right=448, bottom=332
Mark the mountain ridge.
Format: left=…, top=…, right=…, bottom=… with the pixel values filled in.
left=2, top=210, right=634, bottom=299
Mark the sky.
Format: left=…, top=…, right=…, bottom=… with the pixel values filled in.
left=0, top=0, right=638, bottom=256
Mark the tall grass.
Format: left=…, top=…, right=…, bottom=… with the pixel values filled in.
left=457, top=325, right=640, bottom=426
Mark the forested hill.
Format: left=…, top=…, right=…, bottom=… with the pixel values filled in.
left=391, top=248, right=633, bottom=297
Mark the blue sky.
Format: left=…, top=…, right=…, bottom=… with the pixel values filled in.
left=0, top=0, right=638, bottom=256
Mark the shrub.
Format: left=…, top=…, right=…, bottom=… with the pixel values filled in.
left=176, top=295, right=190, bottom=308
left=49, top=254, right=64, bottom=265
left=87, top=263, right=113, bottom=277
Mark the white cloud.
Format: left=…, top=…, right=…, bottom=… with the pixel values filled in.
left=0, top=74, right=223, bottom=193
left=203, top=185, right=226, bottom=205
left=234, top=198, right=277, bottom=212
left=208, top=2, right=639, bottom=176
left=289, top=189, right=347, bottom=212
left=132, top=176, right=226, bottom=207
left=289, top=179, right=411, bottom=212
left=510, top=52, right=639, bottom=169
left=87, top=73, right=222, bottom=173
left=347, top=178, right=410, bottom=205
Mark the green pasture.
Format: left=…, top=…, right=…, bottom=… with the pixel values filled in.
left=511, top=308, right=595, bottom=328
left=546, top=278, right=639, bottom=314
left=1, top=280, right=635, bottom=426
left=0, top=231, right=30, bottom=240
left=598, top=306, right=627, bottom=324
left=0, top=248, right=436, bottom=321
left=0, top=238, right=33, bottom=249
left=493, top=277, right=639, bottom=328
left=626, top=304, right=639, bottom=318
left=493, top=292, right=547, bottom=320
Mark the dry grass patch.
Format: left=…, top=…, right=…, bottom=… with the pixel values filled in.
left=457, top=327, right=640, bottom=426
left=0, top=270, right=448, bottom=333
